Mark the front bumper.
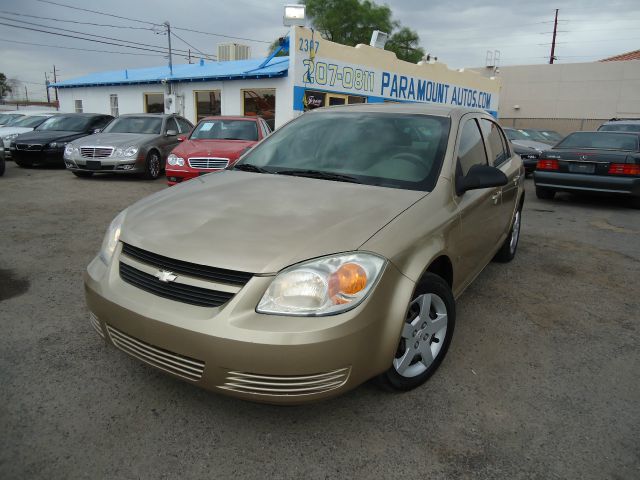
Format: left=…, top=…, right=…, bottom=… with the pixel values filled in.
left=534, top=171, right=640, bottom=197
left=84, top=248, right=414, bottom=404
left=65, top=156, right=144, bottom=174
left=12, top=148, right=64, bottom=165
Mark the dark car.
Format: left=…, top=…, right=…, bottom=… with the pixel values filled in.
left=534, top=131, right=640, bottom=208
left=521, top=128, right=563, bottom=144
left=597, top=118, right=640, bottom=133
left=503, top=127, right=551, bottom=175
left=11, top=113, right=114, bottom=168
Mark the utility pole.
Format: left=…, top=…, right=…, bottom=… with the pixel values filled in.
left=188, top=49, right=192, bottom=64
left=24, top=85, right=28, bottom=102
left=52, top=64, right=59, bottom=109
left=44, top=72, right=51, bottom=103
left=549, top=9, right=559, bottom=64
left=164, top=21, right=173, bottom=76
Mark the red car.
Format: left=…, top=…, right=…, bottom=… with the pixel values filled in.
left=166, top=116, right=271, bottom=185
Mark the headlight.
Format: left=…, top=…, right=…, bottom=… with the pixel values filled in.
left=64, top=144, right=77, bottom=158
left=124, top=146, right=139, bottom=157
left=167, top=153, right=184, bottom=166
left=257, top=252, right=386, bottom=316
left=99, top=210, right=126, bottom=265
left=48, top=141, right=67, bottom=149
left=3, top=133, right=19, bottom=141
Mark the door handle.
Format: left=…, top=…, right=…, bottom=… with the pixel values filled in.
left=513, top=175, right=521, bottom=186
left=491, top=191, right=501, bottom=204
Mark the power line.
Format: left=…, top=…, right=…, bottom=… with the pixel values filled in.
left=0, top=10, right=154, bottom=30
left=35, top=0, right=161, bottom=26
left=0, top=21, right=193, bottom=59
left=35, top=0, right=271, bottom=44
left=0, top=16, right=213, bottom=57
left=0, top=37, right=166, bottom=57
left=170, top=30, right=215, bottom=60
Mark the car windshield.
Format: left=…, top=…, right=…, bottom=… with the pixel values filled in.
left=504, top=129, right=530, bottom=141
left=521, top=129, right=549, bottom=142
left=599, top=123, right=640, bottom=133
left=556, top=132, right=639, bottom=151
left=190, top=119, right=258, bottom=141
left=37, top=115, right=93, bottom=132
left=103, top=116, right=162, bottom=134
left=539, top=130, right=563, bottom=142
left=0, top=114, right=25, bottom=125
left=12, top=115, right=51, bottom=128
left=236, top=112, right=451, bottom=191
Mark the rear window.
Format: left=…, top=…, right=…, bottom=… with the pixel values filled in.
left=598, top=123, right=640, bottom=133
left=237, top=112, right=451, bottom=192
left=556, top=132, right=639, bottom=151
left=190, top=119, right=258, bottom=141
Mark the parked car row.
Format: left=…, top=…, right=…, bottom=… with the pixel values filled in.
left=2, top=111, right=271, bottom=183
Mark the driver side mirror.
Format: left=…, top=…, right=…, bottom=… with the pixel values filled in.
left=165, top=129, right=177, bottom=136
left=177, top=135, right=186, bottom=142
left=456, top=163, right=508, bottom=196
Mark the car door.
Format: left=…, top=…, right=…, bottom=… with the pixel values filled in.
left=479, top=118, right=521, bottom=238
left=159, top=117, right=180, bottom=158
left=451, top=115, right=505, bottom=286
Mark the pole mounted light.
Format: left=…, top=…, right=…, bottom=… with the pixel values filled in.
left=370, top=30, right=389, bottom=49
left=283, top=4, right=306, bottom=26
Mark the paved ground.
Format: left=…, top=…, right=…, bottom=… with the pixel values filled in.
left=1, top=162, right=638, bottom=480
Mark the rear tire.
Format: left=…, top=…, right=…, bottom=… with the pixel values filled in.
left=0, top=156, right=5, bottom=176
left=142, top=150, right=161, bottom=180
left=536, top=186, right=555, bottom=200
left=72, top=171, right=93, bottom=178
left=377, top=273, right=455, bottom=392
left=493, top=207, right=522, bottom=263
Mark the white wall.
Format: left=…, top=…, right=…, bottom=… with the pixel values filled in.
left=57, top=77, right=293, bottom=128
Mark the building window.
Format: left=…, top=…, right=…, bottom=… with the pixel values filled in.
left=110, top=94, right=119, bottom=117
left=243, top=89, right=276, bottom=130
left=74, top=100, right=83, bottom=113
left=144, top=93, right=164, bottom=113
left=194, top=90, right=221, bottom=122
left=303, top=90, right=366, bottom=111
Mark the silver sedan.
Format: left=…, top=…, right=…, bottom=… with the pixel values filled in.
left=64, top=114, right=193, bottom=179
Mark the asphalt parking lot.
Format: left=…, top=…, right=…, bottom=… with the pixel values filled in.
left=1, top=161, right=638, bottom=480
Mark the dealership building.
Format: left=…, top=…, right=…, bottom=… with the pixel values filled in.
left=52, top=26, right=500, bottom=129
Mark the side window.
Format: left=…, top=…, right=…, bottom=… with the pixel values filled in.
left=480, top=119, right=509, bottom=167
left=92, top=116, right=112, bottom=130
left=176, top=117, right=193, bottom=134
left=457, top=119, right=488, bottom=176
left=165, top=118, right=178, bottom=134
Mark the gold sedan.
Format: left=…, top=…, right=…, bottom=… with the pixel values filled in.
left=85, top=103, right=524, bottom=404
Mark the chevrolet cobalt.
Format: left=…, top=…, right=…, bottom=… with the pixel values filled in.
left=85, top=104, right=524, bottom=404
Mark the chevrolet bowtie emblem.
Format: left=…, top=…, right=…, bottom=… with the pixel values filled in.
left=155, top=270, right=177, bottom=283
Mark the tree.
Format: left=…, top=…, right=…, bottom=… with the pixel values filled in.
left=301, top=0, right=424, bottom=63
left=386, top=27, right=425, bottom=63
left=0, top=73, right=12, bottom=100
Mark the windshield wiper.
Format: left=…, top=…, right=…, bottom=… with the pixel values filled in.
left=276, top=169, right=362, bottom=184
left=233, top=163, right=270, bottom=173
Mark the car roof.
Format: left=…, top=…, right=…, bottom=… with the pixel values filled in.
left=307, top=102, right=492, bottom=120
left=198, top=116, right=259, bottom=122
left=118, top=113, right=179, bottom=118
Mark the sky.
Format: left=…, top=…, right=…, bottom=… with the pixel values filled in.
left=1, top=0, right=639, bottom=101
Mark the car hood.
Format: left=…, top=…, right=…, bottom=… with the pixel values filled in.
left=14, top=130, right=89, bottom=144
left=173, top=139, right=257, bottom=160
left=0, top=127, right=34, bottom=137
left=72, top=132, right=156, bottom=148
left=512, top=139, right=551, bottom=150
left=120, top=170, right=425, bottom=274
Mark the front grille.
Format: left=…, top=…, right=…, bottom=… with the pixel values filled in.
left=119, top=262, right=234, bottom=308
left=106, top=324, right=205, bottom=381
left=219, top=368, right=351, bottom=396
left=188, top=157, right=229, bottom=170
left=15, top=143, right=42, bottom=151
left=89, top=312, right=105, bottom=338
left=80, top=147, right=113, bottom=159
left=121, top=243, right=252, bottom=286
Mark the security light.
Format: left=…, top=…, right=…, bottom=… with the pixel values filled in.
left=283, top=4, right=306, bottom=26
left=370, top=30, right=389, bottom=49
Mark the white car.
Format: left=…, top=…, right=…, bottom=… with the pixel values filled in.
left=1, top=113, right=57, bottom=158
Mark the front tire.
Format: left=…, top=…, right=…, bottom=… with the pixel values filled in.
left=377, top=273, right=455, bottom=391
left=535, top=186, right=555, bottom=200
left=0, top=157, right=5, bottom=176
left=142, top=150, right=161, bottom=180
